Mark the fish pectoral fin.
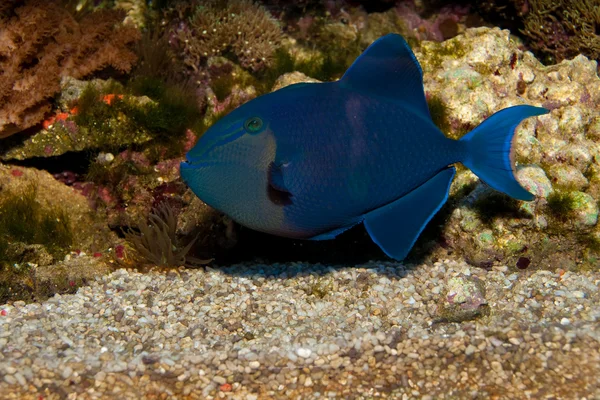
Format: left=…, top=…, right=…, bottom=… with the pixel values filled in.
left=363, top=167, right=456, bottom=261
left=267, top=161, right=293, bottom=206
left=338, top=33, right=431, bottom=119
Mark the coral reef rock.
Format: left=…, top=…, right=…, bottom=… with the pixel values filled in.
left=0, top=78, right=154, bottom=161
left=414, top=27, right=600, bottom=270
left=271, top=71, right=320, bottom=91
left=0, top=164, right=114, bottom=253
left=0, top=164, right=116, bottom=302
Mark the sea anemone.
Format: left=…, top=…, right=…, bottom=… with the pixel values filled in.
left=124, top=202, right=211, bottom=267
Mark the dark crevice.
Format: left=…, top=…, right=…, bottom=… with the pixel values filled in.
left=6, top=150, right=99, bottom=175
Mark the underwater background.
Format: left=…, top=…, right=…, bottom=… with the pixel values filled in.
left=0, top=0, right=599, bottom=398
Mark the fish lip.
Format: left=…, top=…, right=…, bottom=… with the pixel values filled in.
left=180, top=157, right=192, bottom=168
left=180, top=155, right=201, bottom=171
left=184, top=141, right=214, bottom=165
left=183, top=152, right=206, bottom=165
left=181, top=156, right=218, bottom=168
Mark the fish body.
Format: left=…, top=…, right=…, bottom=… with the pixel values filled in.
left=181, top=34, right=548, bottom=260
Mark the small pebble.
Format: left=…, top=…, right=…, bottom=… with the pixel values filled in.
left=0, top=255, right=597, bottom=398
left=297, top=348, right=312, bottom=358
left=62, top=366, right=73, bottom=379
left=14, top=373, right=26, bottom=386
left=465, top=344, right=477, bottom=356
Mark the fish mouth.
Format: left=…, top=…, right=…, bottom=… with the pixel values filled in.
left=184, top=153, right=197, bottom=164
left=181, top=157, right=219, bottom=168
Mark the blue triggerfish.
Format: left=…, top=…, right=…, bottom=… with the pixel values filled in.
left=181, top=33, right=548, bottom=260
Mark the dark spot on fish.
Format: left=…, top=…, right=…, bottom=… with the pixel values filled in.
left=516, top=256, right=530, bottom=269
left=268, top=184, right=293, bottom=206
left=267, top=161, right=293, bottom=206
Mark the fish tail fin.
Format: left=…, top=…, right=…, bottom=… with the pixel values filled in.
left=459, top=105, right=548, bottom=201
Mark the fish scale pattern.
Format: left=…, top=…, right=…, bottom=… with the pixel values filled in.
left=266, top=83, right=460, bottom=236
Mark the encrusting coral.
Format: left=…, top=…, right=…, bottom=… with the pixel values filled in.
left=409, top=27, right=600, bottom=269
left=0, top=0, right=141, bottom=138
left=171, top=0, right=283, bottom=72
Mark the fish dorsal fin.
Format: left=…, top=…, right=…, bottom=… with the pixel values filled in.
left=339, top=33, right=430, bottom=118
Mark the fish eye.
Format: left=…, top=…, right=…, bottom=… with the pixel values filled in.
left=244, top=117, right=264, bottom=134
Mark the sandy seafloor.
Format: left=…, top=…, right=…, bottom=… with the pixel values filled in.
left=0, top=259, right=599, bottom=399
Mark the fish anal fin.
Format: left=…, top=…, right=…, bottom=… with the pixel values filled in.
left=309, top=220, right=361, bottom=240
left=364, top=167, right=456, bottom=260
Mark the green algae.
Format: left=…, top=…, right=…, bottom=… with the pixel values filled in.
left=472, top=192, right=526, bottom=224
left=547, top=190, right=577, bottom=218
left=255, top=48, right=296, bottom=92
left=0, top=265, right=33, bottom=304
left=129, top=75, right=202, bottom=133
left=0, top=185, right=74, bottom=302
left=313, top=43, right=363, bottom=81
left=419, top=38, right=468, bottom=72
left=472, top=62, right=494, bottom=76
left=427, top=94, right=451, bottom=134
left=426, top=94, right=473, bottom=139
left=304, top=279, right=332, bottom=299
left=0, top=185, right=72, bottom=264
left=255, top=38, right=364, bottom=94
left=505, top=238, right=527, bottom=253
left=86, top=156, right=151, bottom=187
left=75, top=77, right=202, bottom=150
left=580, top=232, right=600, bottom=253
left=0, top=240, right=8, bottom=266
left=211, top=74, right=241, bottom=102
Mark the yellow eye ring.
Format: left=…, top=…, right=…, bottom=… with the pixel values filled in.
left=244, top=117, right=263, bottom=133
